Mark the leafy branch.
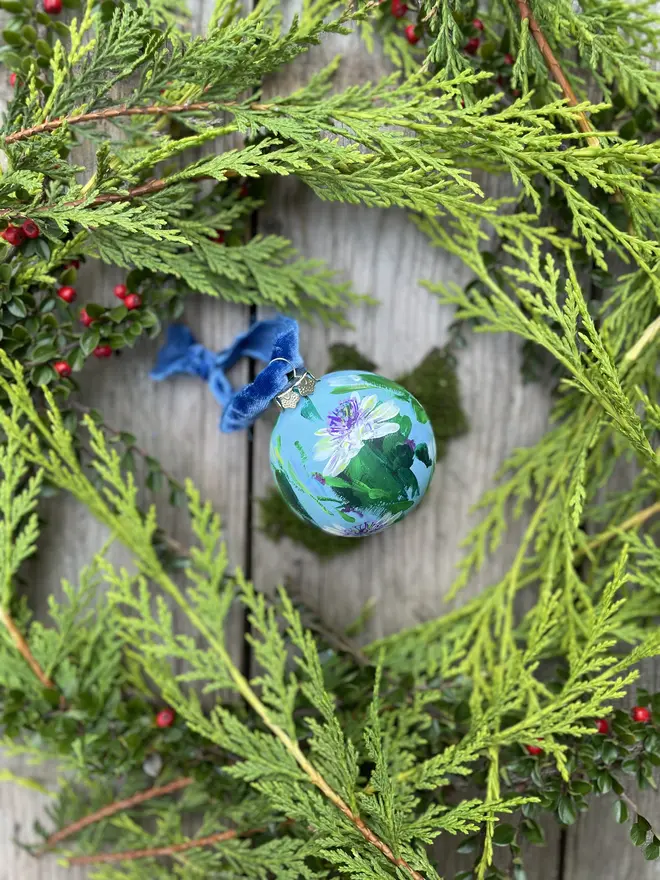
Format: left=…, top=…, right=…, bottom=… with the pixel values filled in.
left=0, top=352, right=428, bottom=880
left=40, top=775, right=194, bottom=852
left=4, top=100, right=267, bottom=144
left=514, top=0, right=599, bottom=146
left=0, top=607, right=56, bottom=692
left=67, top=826, right=261, bottom=866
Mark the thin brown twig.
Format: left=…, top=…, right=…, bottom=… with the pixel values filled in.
left=40, top=776, right=194, bottom=853
left=293, top=752, right=425, bottom=880
left=514, top=0, right=600, bottom=148
left=4, top=100, right=272, bottom=145
left=575, top=499, right=660, bottom=559
left=0, top=173, right=218, bottom=220
left=0, top=607, right=57, bottom=691
left=0, top=99, right=272, bottom=218
left=67, top=827, right=261, bottom=865
left=0, top=166, right=241, bottom=221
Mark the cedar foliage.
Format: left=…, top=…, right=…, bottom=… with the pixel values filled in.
left=1, top=1, right=660, bottom=879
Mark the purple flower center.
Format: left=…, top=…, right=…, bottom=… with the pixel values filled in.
left=405, top=438, right=416, bottom=452
left=327, top=397, right=361, bottom=437
left=353, top=521, right=384, bottom=535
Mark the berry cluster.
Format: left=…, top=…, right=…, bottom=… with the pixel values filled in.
left=524, top=707, right=652, bottom=758
left=51, top=279, right=143, bottom=378
left=388, top=0, right=421, bottom=46
left=1, top=219, right=40, bottom=247
left=459, top=16, right=519, bottom=98
left=464, top=17, right=484, bottom=55
left=464, top=17, right=514, bottom=66
left=113, top=283, right=142, bottom=311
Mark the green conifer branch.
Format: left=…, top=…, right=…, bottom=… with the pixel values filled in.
left=514, top=0, right=599, bottom=146
left=67, top=826, right=257, bottom=865
left=4, top=100, right=264, bottom=144
left=0, top=607, right=56, bottom=692
left=0, top=353, right=428, bottom=880
left=40, top=775, right=194, bottom=852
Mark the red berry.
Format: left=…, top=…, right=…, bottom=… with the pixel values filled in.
left=44, top=0, right=63, bottom=12
left=93, top=345, right=113, bottom=359
left=155, top=707, right=175, bottom=728
left=79, top=307, right=94, bottom=327
left=57, top=285, right=76, bottom=303
left=526, top=742, right=543, bottom=756
left=21, top=220, right=40, bottom=239
left=391, top=0, right=407, bottom=17
left=465, top=37, right=480, bottom=55
left=239, top=183, right=249, bottom=198
left=53, top=361, right=71, bottom=378
left=404, top=24, right=420, bottom=44
left=124, top=293, right=142, bottom=310
left=632, top=706, right=651, bottom=723
left=1, top=225, right=25, bottom=247
left=66, top=259, right=81, bottom=270
left=113, top=283, right=128, bottom=300
left=595, top=718, right=609, bottom=735
left=213, top=230, right=225, bottom=244
left=9, top=73, right=17, bottom=87
left=512, top=88, right=521, bottom=97
left=472, top=18, right=484, bottom=31
left=504, top=53, right=515, bottom=65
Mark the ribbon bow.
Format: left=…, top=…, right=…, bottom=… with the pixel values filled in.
left=150, top=316, right=303, bottom=432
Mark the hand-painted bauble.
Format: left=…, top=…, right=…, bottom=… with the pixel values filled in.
left=269, top=370, right=436, bottom=536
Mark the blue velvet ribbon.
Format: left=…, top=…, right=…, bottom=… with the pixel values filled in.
left=150, top=316, right=303, bottom=432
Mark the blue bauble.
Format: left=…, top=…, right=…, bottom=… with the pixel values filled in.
left=269, top=370, right=436, bottom=537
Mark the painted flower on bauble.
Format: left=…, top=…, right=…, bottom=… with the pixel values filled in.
left=323, top=512, right=404, bottom=536
left=313, top=392, right=400, bottom=477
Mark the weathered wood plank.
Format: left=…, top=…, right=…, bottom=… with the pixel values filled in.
left=251, top=24, right=559, bottom=880
left=253, top=189, right=552, bottom=638
left=0, top=2, right=249, bottom=876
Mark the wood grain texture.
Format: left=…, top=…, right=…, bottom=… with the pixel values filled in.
left=252, top=20, right=552, bottom=636
left=251, top=23, right=559, bottom=880
left=0, top=2, right=248, bottom=877
left=253, top=189, right=552, bottom=638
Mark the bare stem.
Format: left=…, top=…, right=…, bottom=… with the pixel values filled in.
left=576, top=499, right=660, bottom=558
left=624, top=314, right=660, bottom=363
left=41, top=776, right=194, bottom=852
left=0, top=607, right=57, bottom=692
left=619, top=790, right=641, bottom=817
left=66, top=827, right=257, bottom=865
left=515, top=0, right=600, bottom=148
left=0, top=172, right=223, bottom=219
left=4, top=100, right=271, bottom=145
